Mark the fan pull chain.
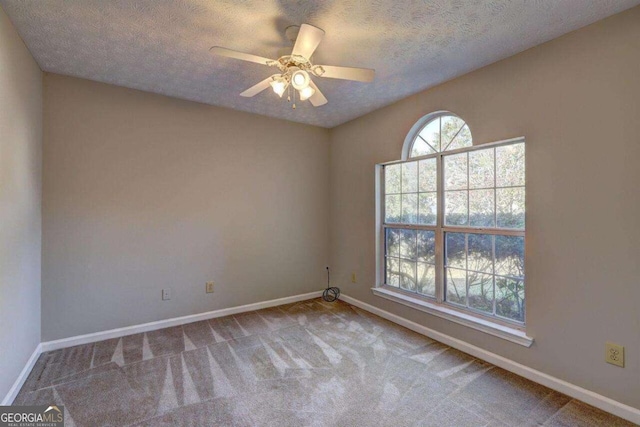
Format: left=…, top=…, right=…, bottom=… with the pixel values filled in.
left=293, top=87, right=297, bottom=110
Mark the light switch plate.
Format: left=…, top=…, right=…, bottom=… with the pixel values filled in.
left=162, top=288, right=171, bottom=301
left=206, top=281, right=214, bottom=293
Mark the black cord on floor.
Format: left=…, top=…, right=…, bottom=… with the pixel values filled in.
left=323, top=266, right=340, bottom=302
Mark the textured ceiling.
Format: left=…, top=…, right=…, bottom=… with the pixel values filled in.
left=2, top=1, right=639, bottom=128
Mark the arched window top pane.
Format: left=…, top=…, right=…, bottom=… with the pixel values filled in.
left=408, top=113, right=472, bottom=158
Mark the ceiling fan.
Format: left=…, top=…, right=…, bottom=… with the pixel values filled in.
left=210, top=24, right=374, bottom=108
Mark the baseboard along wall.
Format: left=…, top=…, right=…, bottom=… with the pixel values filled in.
left=3, top=291, right=322, bottom=405
left=40, top=291, right=324, bottom=352
left=1, top=343, right=42, bottom=406
left=4, top=291, right=639, bottom=425
left=339, top=294, right=640, bottom=425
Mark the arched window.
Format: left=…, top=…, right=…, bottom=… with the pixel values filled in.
left=402, top=111, right=473, bottom=160
left=376, top=112, right=527, bottom=337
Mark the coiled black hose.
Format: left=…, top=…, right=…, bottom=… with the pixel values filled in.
left=323, top=266, right=341, bottom=302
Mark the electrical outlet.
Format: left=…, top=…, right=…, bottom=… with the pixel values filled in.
left=206, top=281, right=214, bottom=293
left=351, top=272, right=357, bottom=283
left=605, top=342, right=624, bottom=367
left=162, top=288, right=171, bottom=301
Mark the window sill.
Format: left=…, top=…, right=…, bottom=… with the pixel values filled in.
left=371, top=286, right=534, bottom=347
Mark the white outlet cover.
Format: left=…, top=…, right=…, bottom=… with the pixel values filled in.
left=605, top=342, right=624, bottom=367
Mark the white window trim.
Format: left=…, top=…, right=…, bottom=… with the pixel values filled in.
left=372, top=286, right=533, bottom=347
left=401, top=110, right=453, bottom=161
left=376, top=133, right=533, bottom=347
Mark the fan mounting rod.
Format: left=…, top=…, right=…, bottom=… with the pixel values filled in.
left=284, top=25, right=301, bottom=44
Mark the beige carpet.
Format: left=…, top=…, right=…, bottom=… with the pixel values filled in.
left=15, top=298, right=636, bottom=426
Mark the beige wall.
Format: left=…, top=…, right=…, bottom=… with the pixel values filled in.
left=23, top=2, right=640, bottom=412
left=0, top=6, right=42, bottom=400
left=330, top=7, right=640, bottom=409
left=42, top=74, right=330, bottom=341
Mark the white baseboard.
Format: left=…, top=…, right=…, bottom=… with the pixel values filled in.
left=5, top=291, right=321, bottom=405
left=340, top=294, right=640, bottom=425
left=40, top=291, right=323, bottom=353
left=10, top=291, right=638, bottom=423
left=2, top=343, right=42, bottom=405
left=4, top=291, right=322, bottom=405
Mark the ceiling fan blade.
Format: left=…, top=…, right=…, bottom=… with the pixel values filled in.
left=210, top=46, right=273, bottom=65
left=291, top=24, right=325, bottom=59
left=317, top=65, right=375, bottom=82
left=308, top=80, right=328, bottom=107
left=240, top=76, right=273, bottom=97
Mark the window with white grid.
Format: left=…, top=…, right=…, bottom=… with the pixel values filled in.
left=379, top=112, right=525, bottom=324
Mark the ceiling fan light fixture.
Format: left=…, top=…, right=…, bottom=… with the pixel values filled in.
left=211, top=23, right=375, bottom=108
left=270, top=77, right=288, bottom=97
left=299, top=85, right=316, bottom=101
left=291, top=69, right=310, bottom=90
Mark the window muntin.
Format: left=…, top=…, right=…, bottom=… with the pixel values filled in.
left=385, top=228, right=436, bottom=297
left=444, top=232, right=525, bottom=322
left=382, top=113, right=525, bottom=325
left=385, top=158, right=437, bottom=225
left=410, top=113, right=472, bottom=157
left=444, top=143, right=525, bottom=229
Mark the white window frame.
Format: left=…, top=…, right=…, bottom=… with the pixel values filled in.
left=374, top=112, right=533, bottom=347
